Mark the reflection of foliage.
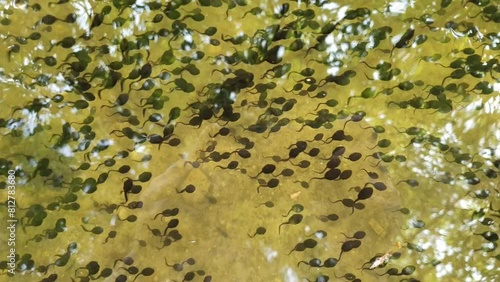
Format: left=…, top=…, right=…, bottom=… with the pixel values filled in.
left=0, top=0, right=498, bottom=281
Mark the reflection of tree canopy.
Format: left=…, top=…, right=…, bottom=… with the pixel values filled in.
left=0, top=1, right=498, bottom=281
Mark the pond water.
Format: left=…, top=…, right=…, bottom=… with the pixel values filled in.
left=0, top=0, right=499, bottom=282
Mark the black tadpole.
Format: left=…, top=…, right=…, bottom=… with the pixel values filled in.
left=318, top=213, right=339, bottom=222
left=248, top=227, right=266, bottom=238
left=255, top=201, right=274, bottom=208
left=117, top=215, right=137, bottom=222
left=308, top=168, right=340, bottom=183
left=285, top=140, right=307, bottom=151
left=251, top=164, right=276, bottom=178
left=157, top=238, right=172, bottom=250
left=305, top=133, right=324, bottom=142
left=337, top=170, right=353, bottom=181
left=233, top=149, right=251, bottom=159
left=210, top=127, right=230, bottom=138
left=303, top=238, right=318, bottom=248
left=360, top=169, right=379, bottom=179
left=338, top=240, right=362, bottom=260
left=165, top=257, right=195, bottom=272
left=332, top=146, right=346, bottom=157
left=162, top=219, right=180, bottom=236
left=256, top=178, right=279, bottom=193
left=341, top=231, right=366, bottom=239
left=377, top=268, right=399, bottom=276
left=166, top=229, right=182, bottom=241
left=322, top=257, right=338, bottom=268
left=324, top=130, right=346, bottom=143
left=343, top=111, right=366, bottom=130
left=330, top=198, right=355, bottom=208
left=297, top=258, right=321, bottom=267
left=103, top=231, right=116, bottom=244
left=396, top=179, right=419, bottom=187
left=279, top=214, right=303, bottom=234
left=152, top=208, right=179, bottom=220
left=283, top=147, right=303, bottom=161
left=400, top=265, right=416, bottom=275
left=315, top=157, right=341, bottom=174
left=346, top=152, right=362, bottom=161
left=177, top=184, right=196, bottom=193
left=293, top=180, right=309, bottom=188
left=355, top=187, right=373, bottom=202
left=288, top=242, right=306, bottom=255
left=282, top=204, right=304, bottom=217
left=273, top=168, right=295, bottom=177
left=365, top=181, right=387, bottom=191
left=390, top=28, right=415, bottom=56
left=122, top=178, right=133, bottom=203
left=113, top=257, right=134, bottom=268
left=132, top=267, right=154, bottom=282
left=334, top=272, right=357, bottom=280
left=146, top=224, right=162, bottom=237
left=336, top=187, right=373, bottom=214
left=119, top=266, right=139, bottom=275
left=74, top=261, right=100, bottom=276
left=290, top=160, right=311, bottom=168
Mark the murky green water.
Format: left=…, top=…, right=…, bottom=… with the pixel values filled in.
left=0, top=0, right=499, bottom=281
